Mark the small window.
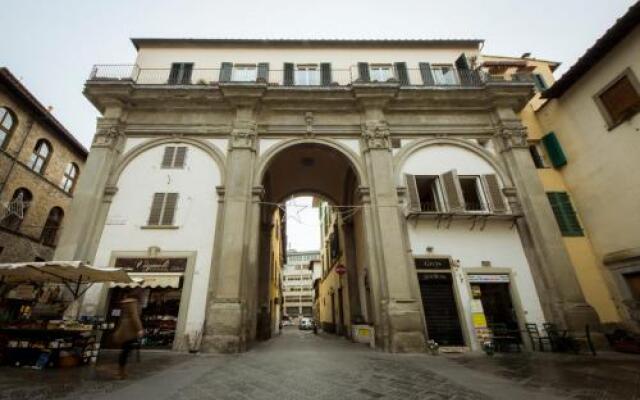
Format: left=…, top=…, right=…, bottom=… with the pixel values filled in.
left=41, top=207, right=64, bottom=246
left=597, top=73, right=640, bottom=127
left=232, top=64, right=257, bottom=82
left=432, top=65, right=458, bottom=85
left=415, top=176, right=444, bottom=212
left=147, top=193, right=179, bottom=226
left=528, top=143, right=547, bottom=169
left=28, top=139, right=52, bottom=174
left=369, top=64, right=394, bottom=82
left=60, top=163, right=79, bottom=193
left=547, top=192, right=583, bottom=236
left=0, top=107, right=16, bottom=148
left=295, top=64, right=320, bottom=86
left=533, top=74, right=548, bottom=92
left=168, top=63, right=194, bottom=85
left=161, top=146, right=187, bottom=168
left=459, top=176, right=486, bottom=212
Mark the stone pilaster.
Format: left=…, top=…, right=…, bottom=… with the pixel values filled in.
left=202, top=104, right=259, bottom=353
left=492, top=107, right=600, bottom=332
left=358, top=99, right=426, bottom=352
left=55, top=108, right=127, bottom=263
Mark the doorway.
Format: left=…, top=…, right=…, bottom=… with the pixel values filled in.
left=418, top=273, right=464, bottom=346
left=474, top=282, right=521, bottom=337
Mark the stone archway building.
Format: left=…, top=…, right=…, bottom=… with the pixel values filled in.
left=56, top=38, right=599, bottom=352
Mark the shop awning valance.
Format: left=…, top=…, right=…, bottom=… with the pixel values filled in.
left=0, top=261, right=132, bottom=285
left=111, top=273, right=181, bottom=289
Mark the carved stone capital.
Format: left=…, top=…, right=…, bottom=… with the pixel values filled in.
left=103, top=185, right=119, bottom=202
left=357, top=186, right=371, bottom=204
left=362, top=120, right=391, bottom=151
left=229, top=120, right=257, bottom=151
left=92, top=124, right=125, bottom=149
left=493, top=124, right=529, bottom=152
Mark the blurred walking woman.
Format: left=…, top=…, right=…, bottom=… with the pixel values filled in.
left=112, top=297, right=144, bottom=379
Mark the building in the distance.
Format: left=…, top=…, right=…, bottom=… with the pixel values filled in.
left=282, top=250, right=319, bottom=321
left=0, top=67, right=87, bottom=262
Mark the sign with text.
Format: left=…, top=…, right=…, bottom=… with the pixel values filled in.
left=414, top=258, right=451, bottom=270
left=114, top=258, right=187, bottom=273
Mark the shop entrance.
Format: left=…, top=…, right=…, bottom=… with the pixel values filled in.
left=418, top=273, right=464, bottom=346
left=472, top=282, right=520, bottom=335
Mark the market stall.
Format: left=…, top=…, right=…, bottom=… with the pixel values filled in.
left=0, top=261, right=132, bottom=369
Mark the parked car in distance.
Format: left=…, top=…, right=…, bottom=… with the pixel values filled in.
left=299, top=318, right=314, bottom=330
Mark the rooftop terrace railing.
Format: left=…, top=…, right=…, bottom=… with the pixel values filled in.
left=88, top=64, right=534, bottom=88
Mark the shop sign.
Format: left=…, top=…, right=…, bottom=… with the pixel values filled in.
left=467, top=274, right=510, bottom=283
left=414, top=258, right=451, bottom=270
left=114, top=258, right=187, bottom=273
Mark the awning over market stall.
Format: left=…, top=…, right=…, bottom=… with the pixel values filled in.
left=112, top=273, right=181, bottom=289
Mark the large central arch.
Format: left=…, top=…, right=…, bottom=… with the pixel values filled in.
left=249, top=140, right=375, bottom=344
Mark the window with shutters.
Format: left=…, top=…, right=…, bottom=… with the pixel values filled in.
left=459, top=176, right=487, bottom=212
left=168, top=63, right=193, bottom=85
left=28, top=139, right=52, bottom=174
left=595, top=70, right=640, bottom=128
left=231, top=64, right=257, bottom=82
left=432, top=65, right=458, bottom=85
left=295, top=64, right=320, bottom=86
left=533, top=74, right=548, bottom=92
left=147, top=193, right=179, bottom=226
left=547, top=192, right=583, bottom=236
left=415, top=176, right=444, bottom=212
left=161, top=146, right=187, bottom=168
left=369, top=64, right=394, bottom=82
left=528, top=142, right=548, bottom=169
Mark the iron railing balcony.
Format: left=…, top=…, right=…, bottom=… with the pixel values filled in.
left=88, top=64, right=534, bottom=88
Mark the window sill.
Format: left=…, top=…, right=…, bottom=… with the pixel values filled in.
left=141, top=225, right=179, bottom=230
left=607, top=110, right=639, bottom=131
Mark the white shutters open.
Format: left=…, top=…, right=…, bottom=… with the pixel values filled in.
left=440, top=170, right=465, bottom=212
left=148, top=193, right=179, bottom=226
left=161, top=146, right=187, bottom=168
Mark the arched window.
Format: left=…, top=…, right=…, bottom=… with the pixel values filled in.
left=60, top=162, right=79, bottom=193
left=41, top=207, right=64, bottom=246
left=28, top=139, right=52, bottom=174
left=0, top=107, right=16, bottom=148
left=1, top=188, right=32, bottom=231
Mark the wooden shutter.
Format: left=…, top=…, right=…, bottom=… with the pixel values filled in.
left=440, top=170, right=464, bottom=212
left=168, top=63, right=180, bottom=84
left=181, top=63, right=194, bottom=84
left=404, top=174, right=421, bottom=213
left=357, top=62, right=370, bottom=82
left=161, top=147, right=176, bottom=168
left=219, top=62, right=232, bottom=82
left=481, top=174, right=507, bottom=214
left=161, top=193, right=179, bottom=225
left=283, top=63, right=294, bottom=85
left=257, top=62, right=269, bottom=82
left=455, top=53, right=470, bottom=70
left=174, top=147, right=187, bottom=168
left=419, top=62, right=434, bottom=86
left=547, top=192, right=583, bottom=236
left=320, top=63, right=332, bottom=86
left=148, top=193, right=165, bottom=225
left=542, top=132, right=567, bottom=168
left=394, top=62, right=409, bottom=85
left=455, top=53, right=473, bottom=86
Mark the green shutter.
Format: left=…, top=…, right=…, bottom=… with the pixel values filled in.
left=542, top=132, right=567, bottom=168
left=547, top=192, right=583, bottom=236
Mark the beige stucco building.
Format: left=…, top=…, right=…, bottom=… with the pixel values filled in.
left=537, top=3, right=640, bottom=331
left=0, top=68, right=87, bottom=263
left=56, top=37, right=602, bottom=353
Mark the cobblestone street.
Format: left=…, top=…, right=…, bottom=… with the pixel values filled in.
left=1, top=328, right=640, bottom=400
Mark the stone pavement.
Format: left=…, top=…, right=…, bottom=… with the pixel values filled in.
left=0, top=327, right=639, bottom=400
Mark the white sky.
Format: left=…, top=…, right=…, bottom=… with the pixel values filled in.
left=286, top=196, right=320, bottom=251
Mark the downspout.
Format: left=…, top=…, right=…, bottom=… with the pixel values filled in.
left=0, top=116, right=35, bottom=198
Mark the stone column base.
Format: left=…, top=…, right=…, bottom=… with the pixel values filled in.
left=386, top=300, right=427, bottom=353
left=201, top=300, right=246, bottom=353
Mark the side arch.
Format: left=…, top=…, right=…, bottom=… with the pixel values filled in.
left=108, top=137, right=227, bottom=187
left=254, top=137, right=367, bottom=188
left=393, top=137, right=513, bottom=187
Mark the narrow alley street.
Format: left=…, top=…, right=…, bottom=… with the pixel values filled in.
left=1, top=327, right=639, bottom=400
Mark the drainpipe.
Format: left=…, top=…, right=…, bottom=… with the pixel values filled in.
left=0, top=116, right=35, bottom=198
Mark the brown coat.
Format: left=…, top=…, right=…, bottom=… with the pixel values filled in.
left=112, top=299, right=143, bottom=345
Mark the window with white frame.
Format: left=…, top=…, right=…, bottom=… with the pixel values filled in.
left=432, top=65, right=458, bottom=85
left=28, top=139, right=52, bottom=174
left=0, top=107, right=16, bottom=148
left=459, top=176, right=487, bottom=211
left=369, top=64, right=394, bottom=82
left=295, top=64, right=320, bottom=85
left=60, top=162, right=79, bottom=193
left=231, top=64, right=257, bottom=82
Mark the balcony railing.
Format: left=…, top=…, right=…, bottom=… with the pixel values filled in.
left=88, top=64, right=534, bottom=88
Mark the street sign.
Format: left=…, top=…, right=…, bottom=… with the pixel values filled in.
left=335, top=264, right=347, bottom=275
